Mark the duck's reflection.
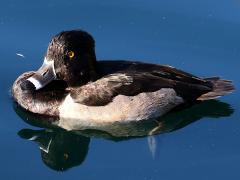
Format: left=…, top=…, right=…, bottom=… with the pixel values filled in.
left=15, top=100, right=233, bottom=171
left=18, top=129, right=90, bottom=171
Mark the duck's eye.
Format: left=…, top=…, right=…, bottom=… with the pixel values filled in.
left=67, top=51, right=75, bottom=60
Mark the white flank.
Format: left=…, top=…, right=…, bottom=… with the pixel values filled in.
left=58, top=88, right=184, bottom=131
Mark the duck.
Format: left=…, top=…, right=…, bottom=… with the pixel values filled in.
left=12, top=30, right=235, bottom=131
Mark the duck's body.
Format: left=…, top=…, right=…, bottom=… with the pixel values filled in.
left=12, top=30, right=234, bottom=131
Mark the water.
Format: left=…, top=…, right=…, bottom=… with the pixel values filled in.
left=1, top=0, right=240, bottom=179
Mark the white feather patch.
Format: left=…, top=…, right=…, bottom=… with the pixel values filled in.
left=57, top=88, right=184, bottom=131
left=27, top=77, right=43, bottom=90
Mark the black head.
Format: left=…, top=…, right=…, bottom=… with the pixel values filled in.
left=47, top=30, right=97, bottom=85
left=20, top=30, right=98, bottom=91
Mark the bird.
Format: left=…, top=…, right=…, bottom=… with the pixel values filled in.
left=12, top=30, right=235, bottom=131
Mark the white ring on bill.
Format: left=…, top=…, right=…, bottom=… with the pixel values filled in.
left=27, top=77, right=43, bottom=90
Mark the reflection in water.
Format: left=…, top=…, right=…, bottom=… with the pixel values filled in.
left=18, top=129, right=90, bottom=171
left=16, top=100, right=233, bottom=171
left=147, top=135, right=158, bottom=159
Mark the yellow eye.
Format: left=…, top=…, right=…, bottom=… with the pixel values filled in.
left=68, top=51, right=75, bottom=60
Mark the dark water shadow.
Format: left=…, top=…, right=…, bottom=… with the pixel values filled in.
left=15, top=100, right=233, bottom=171
left=18, top=128, right=90, bottom=171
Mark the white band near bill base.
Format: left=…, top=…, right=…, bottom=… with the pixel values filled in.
left=27, top=77, right=43, bottom=90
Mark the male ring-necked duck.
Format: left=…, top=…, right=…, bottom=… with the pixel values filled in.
left=12, top=30, right=235, bottom=130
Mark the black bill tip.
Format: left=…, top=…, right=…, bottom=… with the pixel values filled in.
left=20, top=80, right=36, bottom=91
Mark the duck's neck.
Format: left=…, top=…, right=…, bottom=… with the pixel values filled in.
left=87, top=49, right=98, bottom=81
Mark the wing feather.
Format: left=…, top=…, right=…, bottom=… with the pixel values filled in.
left=70, top=62, right=213, bottom=106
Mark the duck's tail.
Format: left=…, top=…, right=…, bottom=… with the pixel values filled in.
left=197, top=77, right=235, bottom=101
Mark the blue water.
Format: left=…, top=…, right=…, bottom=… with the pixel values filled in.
left=1, top=0, right=240, bottom=179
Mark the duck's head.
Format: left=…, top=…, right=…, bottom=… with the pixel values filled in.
left=21, top=30, right=98, bottom=91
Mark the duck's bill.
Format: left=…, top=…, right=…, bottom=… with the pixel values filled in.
left=20, top=59, right=57, bottom=91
